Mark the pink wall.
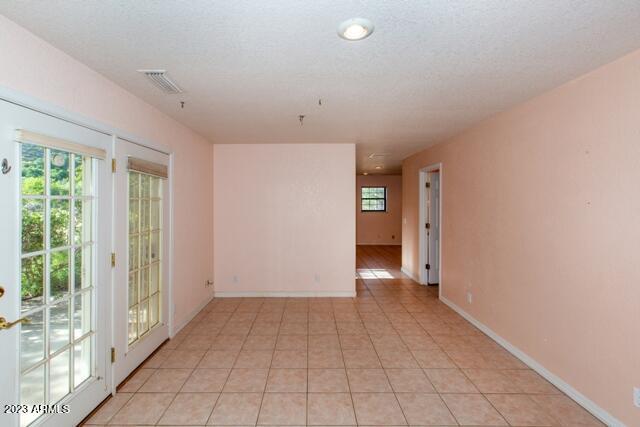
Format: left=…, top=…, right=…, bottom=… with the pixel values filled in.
left=0, top=16, right=215, bottom=329
left=214, top=144, right=355, bottom=296
left=402, top=50, right=640, bottom=425
left=356, top=175, right=402, bottom=245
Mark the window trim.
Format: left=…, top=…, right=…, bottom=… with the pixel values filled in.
left=361, top=186, right=387, bottom=212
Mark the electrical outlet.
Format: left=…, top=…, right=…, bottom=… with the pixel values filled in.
left=634, top=387, right=640, bottom=408
left=466, top=291, right=473, bottom=304
left=314, top=274, right=320, bottom=283
left=232, top=275, right=239, bottom=283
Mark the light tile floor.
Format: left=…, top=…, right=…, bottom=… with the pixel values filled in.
left=83, top=245, right=604, bottom=426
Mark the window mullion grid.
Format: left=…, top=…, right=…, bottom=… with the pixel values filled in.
left=68, top=154, right=76, bottom=393
left=21, top=242, right=95, bottom=259
left=21, top=323, right=95, bottom=377
left=22, top=195, right=95, bottom=201
left=19, top=284, right=93, bottom=318
left=19, top=149, right=98, bottom=422
left=89, top=157, right=98, bottom=376
left=135, top=173, right=143, bottom=344
left=43, top=148, right=51, bottom=406
left=361, top=187, right=386, bottom=211
left=21, top=337, right=83, bottom=377
left=126, top=174, right=132, bottom=345
left=127, top=174, right=162, bottom=346
left=143, top=178, right=151, bottom=335
left=157, top=179, right=162, bottom=325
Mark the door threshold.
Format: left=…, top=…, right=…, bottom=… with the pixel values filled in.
left=116, top=338, right=170, bottom=391
left=76, top=338, right=170, bottom=426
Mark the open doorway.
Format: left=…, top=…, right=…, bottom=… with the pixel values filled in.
left=419, top=164, right=441, bottom=286
left=355, top=173, right=404, bottom=283
left=356, top=173, right=402, bottom=246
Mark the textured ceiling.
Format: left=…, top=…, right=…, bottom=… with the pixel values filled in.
left=2, top=1, right=640, bottom=173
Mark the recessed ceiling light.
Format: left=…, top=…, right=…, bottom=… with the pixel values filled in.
left=338, top=18, right=374, bottom=41
left=363, top=172, right=369, bottom=175
left=375, top=165, right=383, bottom=170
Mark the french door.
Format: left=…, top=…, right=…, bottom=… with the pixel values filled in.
left=0, top=99, right=111, bottom=427
left=112, top=138, right=170, bottom=386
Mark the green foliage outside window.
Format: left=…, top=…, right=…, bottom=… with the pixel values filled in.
left=21, top=144, right=86, bottom=304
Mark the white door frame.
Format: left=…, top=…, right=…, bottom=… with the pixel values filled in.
left=0, top=87, right=176, bottom=397
left=419, top=163, right=443, bottom=295
left=0, top=98, right=113, bottom=427
left=111, top=138, right=173, bottom=389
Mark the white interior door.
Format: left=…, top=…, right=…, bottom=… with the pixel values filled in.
left=112, top=138, right=170, bottom=386
left=426, top=171, right=440, bottom=284
left=0, top=99, right=111, bottom=427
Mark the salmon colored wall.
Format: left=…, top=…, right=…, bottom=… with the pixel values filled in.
left=356, top=175, right=402, bottom=245
left=402, top=50, right=640, bottom=425
left=0, top=16, right=215, bottom=330
left=214, top=144, right=356, bottom=296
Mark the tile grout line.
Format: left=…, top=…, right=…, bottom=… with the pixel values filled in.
left=367, top=289, right=411, bottom=427
left=336, top=303, right=358, bottom=426
left=406, top=289, right=462, bottom=427
left=202, top=299, right=237, bottom=426
left=97, top=245, right=597, bottom=427
left=305, top=299, right=312, bottom=426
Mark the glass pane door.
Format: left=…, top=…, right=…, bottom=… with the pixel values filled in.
left=127, top=172, right=162, bottom=346
left=112, top=137, right=169, bottom=386
left=19, top=144, right=95, bottom=427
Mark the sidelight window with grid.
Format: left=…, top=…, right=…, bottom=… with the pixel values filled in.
left=19, top=143, right=95, bottom=427
left=361, top=186, right=387, bottom=212
left=127, top=172, right=162, bottom=345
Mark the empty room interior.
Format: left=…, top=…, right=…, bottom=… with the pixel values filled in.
left=0, top=1, right=639, bottom=426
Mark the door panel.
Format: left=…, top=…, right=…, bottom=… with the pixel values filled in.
left=112, top=138, right=170, bottom=386
left=426, top=172, right=440, bottom=285
left=0, top=99, right=111, bottom=427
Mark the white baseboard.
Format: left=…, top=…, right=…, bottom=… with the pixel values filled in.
left=440, top=296, right=625, bottom=427
left=356, top=242, right=401, bottom=246
left=401, top=267, right=421, bottom=283
left=171, top=290, right=215, bottom=337
left=214, top=291, right=356, bottom=298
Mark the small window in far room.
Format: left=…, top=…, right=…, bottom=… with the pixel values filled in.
left=361, top=186, right=387, bottom=212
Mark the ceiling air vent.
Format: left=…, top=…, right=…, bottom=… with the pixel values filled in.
left=137, top=69, right=183, bottom=94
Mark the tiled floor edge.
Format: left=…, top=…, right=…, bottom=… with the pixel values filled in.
left=214, top=291, right=358, bottom=298
left=400, top=267, right=419, bottom=283
left=172, top=291, right=217, bottom=337
left=440, top=295, right=625, bottom=427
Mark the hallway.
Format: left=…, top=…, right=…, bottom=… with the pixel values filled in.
left=83, top=245, right=602, bottom=426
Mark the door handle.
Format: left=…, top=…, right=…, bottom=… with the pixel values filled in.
left=1, top=158, right=11, bottom=174
left=0, top=316, right=31, bottom=330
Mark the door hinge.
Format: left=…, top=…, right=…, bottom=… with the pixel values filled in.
left=425, top=223, right=430, bottom=229
left=111, top=253, right=116, bottom=267
left=426, top=263, right=431, bottom=270
left=111, top=159, right=116, bottom=173
left=426, top=182, right=431, bottom=188
left=110, top=347, right=116, bottom=363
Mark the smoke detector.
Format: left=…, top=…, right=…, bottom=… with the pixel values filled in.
left=137, top=69, right=183, bottom=94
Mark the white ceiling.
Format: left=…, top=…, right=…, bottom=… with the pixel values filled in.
left=2, top=1, right=640, bottom=173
